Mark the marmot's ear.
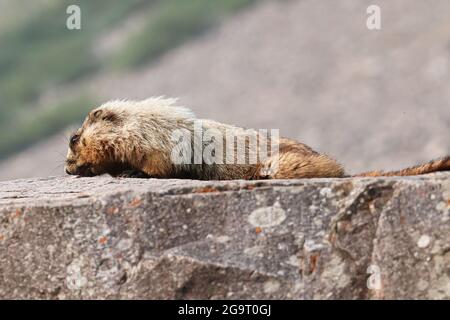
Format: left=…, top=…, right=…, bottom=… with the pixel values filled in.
left=90, top=109, right=119, bottom=123
left=89, top=109, right=103, bottom=120
left=93, top=109, right=103, bottom=118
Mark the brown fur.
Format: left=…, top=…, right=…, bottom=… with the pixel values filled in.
left=65, top=99, right=449, bottom=180
left=355, top=156, right=450, bottom=177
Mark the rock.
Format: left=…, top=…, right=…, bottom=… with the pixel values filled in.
left=0, top=174, right=449, bottom=299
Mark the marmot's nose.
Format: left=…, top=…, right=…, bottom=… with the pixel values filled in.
left=65, top=168, right=71, bottom=175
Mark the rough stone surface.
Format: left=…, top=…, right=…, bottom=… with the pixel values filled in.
left=0, top=174, right=449, bottom=299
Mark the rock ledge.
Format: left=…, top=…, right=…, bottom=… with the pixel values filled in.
left=0, top=174, right=449, bottom=299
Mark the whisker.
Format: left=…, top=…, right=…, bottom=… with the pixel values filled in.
left=59, top=133, right=70, bottom=143
left=54, top=150, right=67, bottom=159
left=49, top=162, right=66, bottom=176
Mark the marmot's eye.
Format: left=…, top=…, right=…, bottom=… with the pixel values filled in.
left=70, top=134, right=80, bottom=146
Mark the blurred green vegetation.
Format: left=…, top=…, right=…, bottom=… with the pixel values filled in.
left=0, top=0, right=150, bottom=118
left=0, top=95, right=97, bottom=157
left=110, top=0, right=256, bottom=68
left=0, top=0, right=256, bottom=160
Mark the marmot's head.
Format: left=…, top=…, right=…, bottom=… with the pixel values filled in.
left=65, top=106, right=127, bottom=176
left=65, top=98, right=196, bottom=176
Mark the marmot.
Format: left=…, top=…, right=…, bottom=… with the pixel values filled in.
left=65, top=97, right=450, bottom=180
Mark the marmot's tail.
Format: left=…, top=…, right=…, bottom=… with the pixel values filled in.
left=354, top=156, right=450, bottom=177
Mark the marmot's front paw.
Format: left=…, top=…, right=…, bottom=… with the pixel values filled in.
left=116, top=170, right=150, bottom=178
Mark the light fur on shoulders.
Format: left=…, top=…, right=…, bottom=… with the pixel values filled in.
left=98, top=96, right=196, bottom=120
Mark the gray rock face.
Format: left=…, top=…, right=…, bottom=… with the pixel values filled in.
left=0, top=174, right=449, bottom=299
